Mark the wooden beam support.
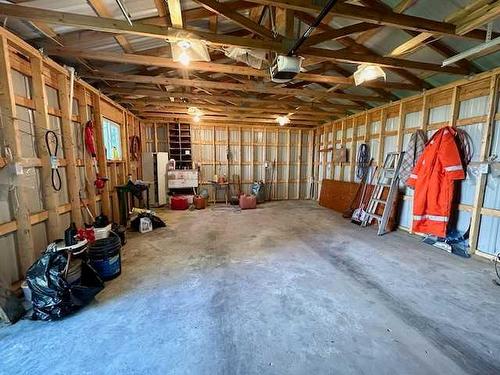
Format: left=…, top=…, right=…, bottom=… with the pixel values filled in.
left=57, top=72, right=83, bottom=228
left=83, top=71, right=389, bottom=102
left=46, top=48, right=420, bottom=91
left=106, top=88, right=363, bottom=110
left=246, top=0, right=491, bottom=40
left=469, top=75, right=499, bottom=252
left=0, top=4, right=467, bottom=75
left=30, top=56, right=61, bottom=242
left=0, top=35, right=35, bottom=275
left=302, top=23, right=380, bottom=48
left=87, top=0, right=134, bottom=53
left=193, top=0, right=278, bottom=40
left=167, top=0, right=184, bottom=27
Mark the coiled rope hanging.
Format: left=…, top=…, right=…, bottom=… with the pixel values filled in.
left=356, top=143, right=370, bottom=180
left=45, top=130, right=62, bottom=191
left=455, top=128, right=474, bottom=165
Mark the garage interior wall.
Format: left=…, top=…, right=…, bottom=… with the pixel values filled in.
left=141, top=123, right=314, bottom=200
left=0, top=29, right=141, bottom=285
left=313, top=68, right=500, bottom=259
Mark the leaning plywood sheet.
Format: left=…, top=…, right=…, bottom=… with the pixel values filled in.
left=319, top=180, right=359, bottom=213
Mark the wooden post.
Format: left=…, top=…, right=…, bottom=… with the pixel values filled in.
left=286, top=128, right=291, bottom=200
left=121, top=110, right=129, bottom=177
left=349, top=117, right=360, bottom=182
left=330, top=121, right=335, bottom=179
left=340, top=120, right=347, bottom=180
left=77, top=87, right=97, bottom=219
left=396, top=102, right=405, bottom=151
left=92, top=93, right=111, bottom=217
left=306, top=129, right=313, bottom=199
left=297, top=129, right=302, bottom=199
left=110, top=163, right=119, bottom=224
left=0, top=35, right=35, bottom=274
left=449, top=86, right=460, bottom=128
left=377, top=109, right=387, bottom=166
left=226, top=125, right=230, bottom=179
left=153, top=122, right=158, bottom=152
left=57, top=72, right=83, bottom=227
left=421, top=93, right=430, bottom=132
left=30, top=56, right=60, bottom=242
left=469, top=75, right=499, bottom=253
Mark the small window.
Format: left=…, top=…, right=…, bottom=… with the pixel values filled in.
left=102, top=118, right=122, bottom=160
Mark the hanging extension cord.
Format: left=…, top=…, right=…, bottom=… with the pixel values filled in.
left=45, top=130, right=62, bottom=191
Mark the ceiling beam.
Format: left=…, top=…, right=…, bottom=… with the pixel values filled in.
left=245, top=0, right=490, bottom=40
left=83, top=71, right=389, bottom=102
left=359, top=0, right=481, bottom=74
left=139, top=113, right=322, bottom=125
left=167, top=0, right=183, bottom=27
left=0, top=4, right=468, bottom=75
left=193, top=0, right=278, bottom=40
left=301, top=22, right=380, bottom=48
left=153, top=0, right=168, bottom=18
left=104, top=88, right=363, bottom=110
left=86, top=0, right=134, bottom=53
left=45, top=47, right=420, bottom=90
left=124, top=101, right=339, bottom=116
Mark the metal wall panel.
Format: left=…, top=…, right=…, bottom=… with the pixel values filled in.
left=477, top=216, right=500, bottom=255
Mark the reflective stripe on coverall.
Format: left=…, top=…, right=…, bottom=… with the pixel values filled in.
left=406, top=127, right=465, bottom=237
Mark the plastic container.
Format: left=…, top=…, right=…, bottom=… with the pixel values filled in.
left=194, top=195, right=206, bottom=209
left=171, top=196, right=189, bottom=210
left=88, top=233, right=122, bottom=281
left=239, top=194, right=257, bottom=209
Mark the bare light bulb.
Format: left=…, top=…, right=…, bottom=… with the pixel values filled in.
left=277, top=116, right=289, bottom=126
left=179, top=51, right=191, bottom=66
left=193, top=115, right=201, bottom=123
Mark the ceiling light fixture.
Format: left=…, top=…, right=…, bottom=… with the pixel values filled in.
left=177, top=40, right=192, bottom=66
left=193, top=115, right=201, bottom=123
left=276, top=116, right=290, bottom=126
left=353, top=64, right=386, bottom=86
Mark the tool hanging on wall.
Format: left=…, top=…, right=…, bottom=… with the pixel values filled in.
left=129, top=135, right=141, bottom=161
left=84, top=120, right=108, bottom=190
left=45, top=130, right=61, bottom=191
left=356, top=143, right=370, bottom=180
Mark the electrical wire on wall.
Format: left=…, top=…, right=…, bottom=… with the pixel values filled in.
left=356, top=143, right=370, bottom=180
left=45, top=130, right=61, bottom=191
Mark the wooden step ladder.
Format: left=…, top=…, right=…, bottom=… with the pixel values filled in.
left=361, top=152, right=405, bottom=235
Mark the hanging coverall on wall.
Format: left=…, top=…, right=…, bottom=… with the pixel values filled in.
left=406, top=126, right=465, bottom=237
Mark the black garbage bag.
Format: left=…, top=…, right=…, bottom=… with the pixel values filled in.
left=130, top=212, right=166, bottom=231
left=0, top=286, right=24, bottom=324
left=26, top=244, right=104, bottom=321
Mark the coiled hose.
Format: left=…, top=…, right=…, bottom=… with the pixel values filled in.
left=45, top=130, right=62, bottom=191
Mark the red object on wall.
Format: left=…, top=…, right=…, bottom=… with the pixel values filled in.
left=84, top=120, right=97, bottom=157
left=239, top=194, right=257, bottom=210
left=171, top=196, right=189, bottom=210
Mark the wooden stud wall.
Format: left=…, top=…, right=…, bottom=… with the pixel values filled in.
left=314, top=67, right=500, bottom=259
left=0, top=27, right=141, bottom=283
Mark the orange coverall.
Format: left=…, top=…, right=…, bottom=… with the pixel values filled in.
left=406, top=127, right=465, bottom=237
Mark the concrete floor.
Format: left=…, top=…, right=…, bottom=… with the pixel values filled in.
left=1, top=201, right=499, bottom=374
